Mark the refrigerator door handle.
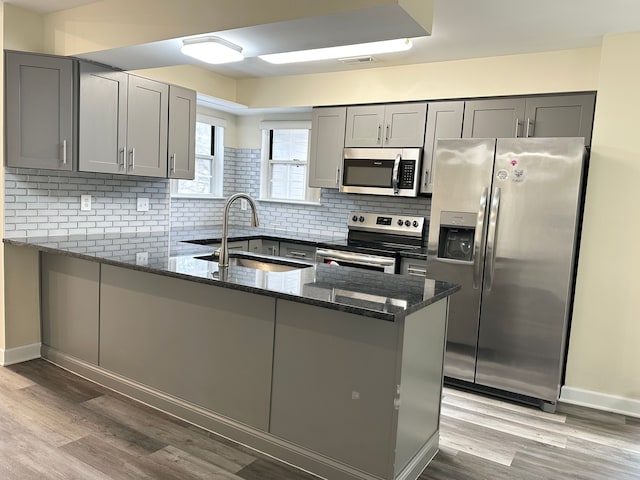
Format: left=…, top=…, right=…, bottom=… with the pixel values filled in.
left=472, top=187, right=489, bottom=289
left=485, top=187, right=501, bottom=291
left=392, top=153, right=401, bottom=194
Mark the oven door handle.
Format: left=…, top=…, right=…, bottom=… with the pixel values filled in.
left=392, top=153, right=401, bottom=194
left=316, top=249, right=396, bottom=267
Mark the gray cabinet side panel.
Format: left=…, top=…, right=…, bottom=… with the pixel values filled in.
left=126, top=75, right=168, bottom=177
left=270, top=300, right=398, bottom=478
left=394, top=299, right=447, bottom=475
left=41, top=253, right=100, bottom=364
left=5, top=52, right=74, bottom=170
left=79, top=63, right=128, bottom=174
left=168, top=85, right=196, bottom=179
left=462, top=98, right=525, bottom=138
left=99, top=265, right=275, bottom=430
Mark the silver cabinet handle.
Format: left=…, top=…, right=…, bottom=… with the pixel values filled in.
left=392, top=153, right=401, bottom=194
left=385, top=124, right=390, bottom=142
left=406, top=265, right=427, bottom=277
left=335, top=167, right=341, bottom=187
left=377, top=124, right=382, bottom=143
left=119, top=147, right=126, bottom=170
left=485, top=187, right=501, bottom=291
left=514, top=118, right=520, bottom=138
left=170, top=153, right=176, bottom=173
left=129, top=148, right=135, bottom=170
left=473, top=187, right=489, bottom=289
left=525, top=118, right=534, bottom=137
left=287, top=251, right=308, bottom=258
left=62, top=140, right=67, bottom=164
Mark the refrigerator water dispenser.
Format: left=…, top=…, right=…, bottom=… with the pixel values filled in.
left=437, top=211, right=476, bottom=262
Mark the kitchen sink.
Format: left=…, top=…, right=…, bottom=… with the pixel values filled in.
left=194, top=253, right=313, bottom=272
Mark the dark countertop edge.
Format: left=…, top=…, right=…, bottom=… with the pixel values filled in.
left=182, top=233, right=323, bottom=247
left=4, top=237, right=458, bottom=322
left=399, top=250, right=428, bottom=260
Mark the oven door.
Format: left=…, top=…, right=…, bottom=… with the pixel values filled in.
left=315, top=248, right=397, bottom=273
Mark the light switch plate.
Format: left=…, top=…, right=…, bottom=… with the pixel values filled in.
left=240, top=198, right=248, bottom=210
left=81, top=194, right=91, bottom=211
left=137, top=197, right=150, bottom=212
left=136, top=252, right=149, bottom=265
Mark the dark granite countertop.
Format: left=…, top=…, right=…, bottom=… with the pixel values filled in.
left=4, top=228, right=458, bottom=321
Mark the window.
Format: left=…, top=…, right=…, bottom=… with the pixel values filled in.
left=261, top=121, right=319, bottom=202
left=171, top=114, right=224, bottom=198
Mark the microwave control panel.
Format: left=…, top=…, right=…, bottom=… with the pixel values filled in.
left=399, top=161, right=416, bottom=188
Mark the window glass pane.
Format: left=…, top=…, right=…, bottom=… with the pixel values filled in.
left=195, top=122, right=213, bottom=155
left=271, top=129, right=308, bottom=161
left=177, top=157, right=213, bottom=195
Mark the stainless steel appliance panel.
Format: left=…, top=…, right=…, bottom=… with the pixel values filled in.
left=426, top=138, right=496, bottom=381
left=475, top=137, right=585, bottom=402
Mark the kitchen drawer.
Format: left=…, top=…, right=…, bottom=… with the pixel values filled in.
left=400, top=258, right=427, bottom=277
left=279, top=242, right=316, bottom=261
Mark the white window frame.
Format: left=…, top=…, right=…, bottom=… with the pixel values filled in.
left=171, top=113, right=225, bottom=199
left=260, top=120, right=320, bottom=204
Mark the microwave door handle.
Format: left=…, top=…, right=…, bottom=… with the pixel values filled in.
left=392, top=153, right=401, bottom=194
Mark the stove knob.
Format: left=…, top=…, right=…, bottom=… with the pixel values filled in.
left=405, top=220, right=411, bottom=227
left=413, top=220, right=419, bottom=228
left=352, top=215, right=358, bottom=222
left=359, top=216, right=365, bottom=222
left=397, top=219, right=404, bottom=226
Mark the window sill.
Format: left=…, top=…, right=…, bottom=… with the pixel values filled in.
left=171, top=194, right=225, bottom=200
left=258, top=198, right=322, bottom=207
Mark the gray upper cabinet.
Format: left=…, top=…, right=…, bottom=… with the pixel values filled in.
left=308, top=106, right=346, bottom=188
left=126, top=75, right=169, bottom=177
left=421, top=101, right=463, bottom=194
left=168, top=85, right=196, bottom=180
left=79, top=62, right=128, bottom=174
left=524, top=93, right=596, bottom=146
left=462, top=98, right=526, bottom=139
left=463, top=94, right=596, bottom=146
left=345, top=102, right=427, bottom=148
left=5, top=51, right=75, bottom=170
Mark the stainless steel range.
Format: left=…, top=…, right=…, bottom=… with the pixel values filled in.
left=316, top=212, right=425, bottom=273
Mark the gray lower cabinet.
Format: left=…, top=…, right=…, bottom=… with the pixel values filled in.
left=420, top=101, right=464, bottom=194
left=126, top=75, right=169, bottom=177
left=99, top=265, right=275, bottom=430
left=279, top=241, right=315, bottom=260
left=5, top=51, right=75, bottom=170
left=309, top=106, right=346, bottom=188
left=79, top=62, right=128, bottom=174
left=270, top=300, right=399, bottom=478
left=400, top=257, right=428, bottom=277
left=168, top=85, right=196, bottom=179
left=41, top=253, right=100, bottom=364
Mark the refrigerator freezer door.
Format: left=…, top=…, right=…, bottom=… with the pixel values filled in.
left=475, top=137, right=585, bottom=402
left=426, top=138, right=496, bottom=381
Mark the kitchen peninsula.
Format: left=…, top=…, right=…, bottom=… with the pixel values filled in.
left=4, top=229, right=459, bottom=480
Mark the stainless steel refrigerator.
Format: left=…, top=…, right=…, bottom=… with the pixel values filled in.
left=426, top=137, right=586, bottom=411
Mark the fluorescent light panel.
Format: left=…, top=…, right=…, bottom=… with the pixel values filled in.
left=181, top=36, right=244, bottom=64
left=259, top=38, right=412, bottom=64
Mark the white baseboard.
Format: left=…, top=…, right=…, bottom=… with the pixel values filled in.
left=0, top=343, right=41, bottom=366
left=560, top=386, right=640, bottom=419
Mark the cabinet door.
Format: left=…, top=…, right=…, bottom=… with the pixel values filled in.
left=168, top=85, right=196, bottom=179
left=309, top=107, right=346, bottom=188
left=279, top=241, right=316, bottom=260
left=524, top=93, right=596, bottom=146
left=5, top=52, right=75, bottom=170
left=421, top=101, right=463, bottom=194
left=462, top=98, right=525, bottom=138
left=78, top=62, right=128, bottom=174
left=261, top=239, right=280, bottom=256
left=344, top=105, right=385, bottom=147
left=41, top=253, right=100, bottom=364
left=126, top=75, right=169, bottom=177
left=400, top=258, right=428, bottom=277
left=383, top=102, right=427, bottom=147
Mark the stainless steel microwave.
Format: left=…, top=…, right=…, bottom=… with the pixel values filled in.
left=340, top=148, right=422, bottom=197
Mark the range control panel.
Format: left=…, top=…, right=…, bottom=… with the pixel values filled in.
left=348, top=212, right=425, bottom=238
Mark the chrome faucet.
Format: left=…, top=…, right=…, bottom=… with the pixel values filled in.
left=218, top=193, right=259, bottom=268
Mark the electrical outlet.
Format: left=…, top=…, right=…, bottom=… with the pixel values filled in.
left=240, top=198, right=248, bottom=211
left=81, top=194, right=91, bottom=211
left=136, top=252, right=149, bottom=265
left=137, top=197, right=150, bottom=212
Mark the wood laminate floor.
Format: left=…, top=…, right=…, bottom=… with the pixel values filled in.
left=1, top=360, right=639, bottom=480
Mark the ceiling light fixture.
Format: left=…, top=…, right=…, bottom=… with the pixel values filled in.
left=258, top=38, right=412, bottom=65
left=181, top=36, right=244, bottom=64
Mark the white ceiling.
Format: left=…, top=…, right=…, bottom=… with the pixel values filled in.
left=7, top=0, right=640, bottom=80
left=5, top=0, right=99, bottom=13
